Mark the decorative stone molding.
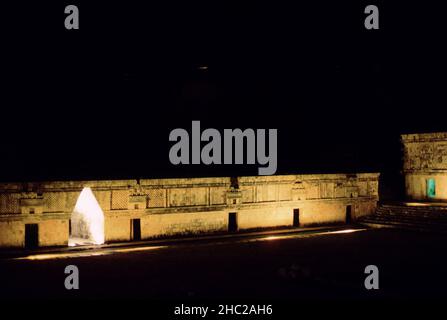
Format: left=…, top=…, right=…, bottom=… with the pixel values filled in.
left=346, top=186, right=359, bottom=198
left=402, top=132, right=447, bottom=172
left=292, top=181, right=306, bottom=200
left=0, top=173, right=380, bottom=216
left=128, top=195, right=147, bottom=210
left=367, top=181, right=379, bottom=197
left=128, top=184, right=148, bottom=209
left=226, top=189, right=242, bottom=206
left=19, top=192, right=44, bottom=214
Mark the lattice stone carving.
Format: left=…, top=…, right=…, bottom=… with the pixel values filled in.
left=0, top=193, right=20, bottom=214
left=146, top=188, right=165, bottom=208
left=111, top=190, right=129, bottom=210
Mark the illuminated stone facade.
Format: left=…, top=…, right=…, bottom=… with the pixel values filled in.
left=402, top=132, right=447, bottom=201
left=0, top=174, right=379, bottom=248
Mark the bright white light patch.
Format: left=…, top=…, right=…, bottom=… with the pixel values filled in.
left=328, top=228, right=366, bottom=234
left=70, top=187, right=105, bottom=245
left=405, top=202, right=432, bottom=207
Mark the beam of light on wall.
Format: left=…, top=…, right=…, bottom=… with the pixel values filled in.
left=71, top=187, right=105, bottom=245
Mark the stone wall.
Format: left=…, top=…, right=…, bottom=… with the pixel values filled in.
left=402, top=132, right=447, bottom=201
left=0, top=173, right=379, bottom=248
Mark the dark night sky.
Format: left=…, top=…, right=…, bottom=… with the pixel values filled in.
left=1, top=1, right=446, bottom=190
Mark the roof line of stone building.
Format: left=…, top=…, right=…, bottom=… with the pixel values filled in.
left=401, top=132, right=447, bottom=142
left=0, top=173, right=380, bottom=191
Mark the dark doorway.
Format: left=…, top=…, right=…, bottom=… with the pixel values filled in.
left=346, top=205, right=352, bottom=224
left=293, top=209, right=300, bottom=227
left=228, top=212, right=238, bottom=232
left=131, top=219, right=141, bottom=241
left=25, top=224, right=38, bottom=249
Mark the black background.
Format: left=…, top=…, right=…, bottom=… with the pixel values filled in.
left=2, top=2, right=447, bottom=316
left=2, top=1, right=446, bottom=199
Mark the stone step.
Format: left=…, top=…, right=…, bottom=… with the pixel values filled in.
left=377, top=206, right=447, bottom=211
left=380, top=206, right=447, bottom=212
left=361, top=217, right=447, bottom=228
left=357, top=203, right=447, bottom=233
left=375, top=209, right=447, bottom=218
left=360, top=221, right=447, bottom=233
left=374, top=211, right=447, bottom=219
left=360, top=216, right=447, bottom=227
left=363, top=215, right=441, bottom=222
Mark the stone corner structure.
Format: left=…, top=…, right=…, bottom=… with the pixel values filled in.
left=402, top=132, right=447, bottom=201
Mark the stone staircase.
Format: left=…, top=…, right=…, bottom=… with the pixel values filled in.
left=358, top=203, right=447, bottom=232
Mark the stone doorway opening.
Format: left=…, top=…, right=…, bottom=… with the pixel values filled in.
left=427, top=178, right=436, bottom=199
left=293, top=208, right=300, bottom=227
left=131, top=218, right=141, bottom=241
left=346, top=205, right=352, bottom=224
left=68, top=187, right=105, bottom=246
left=25, top=223, right=39, bottom=249
left=228, top=212, right=238, bottom=232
